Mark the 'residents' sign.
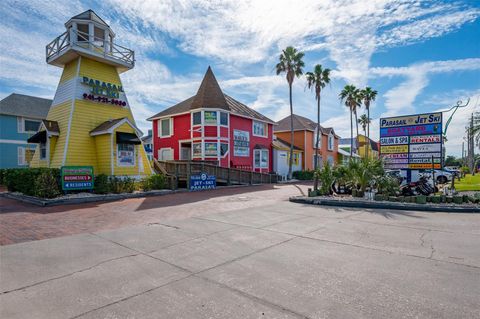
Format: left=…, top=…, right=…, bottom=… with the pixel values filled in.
left=379, top=112, right=443, bottom=170
left=61, top=166, right=94, bottom=191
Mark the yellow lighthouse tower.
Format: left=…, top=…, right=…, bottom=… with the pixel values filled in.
left=29, top=10, right=152, bottom=176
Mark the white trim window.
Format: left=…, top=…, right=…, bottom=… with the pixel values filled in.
left=220, top=142, right=229, bottom=157
left=220, top=112, right=228, bottom=126
left=328, top=134, right=334, bottom=151
left=204, top=142, right=218, bottom=157
left=192, top=111, right=202, bottom=125
left=117, top=143, right=136, bottom=166
left=39, top=142, right=47, bottom=160
left=158, top=148, right=173, bottom=161
left=158, top=118, right=173, bottom=138
left=17, top=147, right=26, bottom=165
left=17, top=117, right=41, bottom=133
left=313, top=154, right=323, bottom=169
left=254, top=149, right=268, bottom=168
left=192, top=143, right=202, bottom=158
left=253, top=121, right=267, bottom=137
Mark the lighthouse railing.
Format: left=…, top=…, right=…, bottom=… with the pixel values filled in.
left=46, top=29, right=134, bottom=67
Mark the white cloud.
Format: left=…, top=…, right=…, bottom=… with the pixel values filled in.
left=371, top=58, right=480, bottom=115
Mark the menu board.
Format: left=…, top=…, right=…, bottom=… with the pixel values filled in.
left=379, top=112, right=443, bottom=169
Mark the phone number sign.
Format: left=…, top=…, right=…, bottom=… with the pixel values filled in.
left=379, top=112, right=442, bottom=169
left=61, top=166, right=94, bottom=191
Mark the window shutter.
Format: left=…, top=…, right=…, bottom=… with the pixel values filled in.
left=17, top=117, right=23, bottom=133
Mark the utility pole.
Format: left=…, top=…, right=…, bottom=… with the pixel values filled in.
left=468, top=113, right=475, bottom=175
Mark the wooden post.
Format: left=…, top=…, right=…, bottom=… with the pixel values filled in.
left=250, top=171, right=253, bottom=185
left=186, top=162, right=191, bottom=190
left=432, top=155, right=436, bottom=192
left=227, top=168, right=231, bottom=185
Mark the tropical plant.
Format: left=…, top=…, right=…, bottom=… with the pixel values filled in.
left=339, top=85, right=361, bottom=157
left=359, top=87, right=377, bottom=158
left=306, top=64, right=331, bottom=191
left=276, top=46, right=305, bottom=179
left=358, top=114, right=370, bottom=136
left=315, top=163, right=335, bottom=195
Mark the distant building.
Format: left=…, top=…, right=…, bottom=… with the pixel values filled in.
left=338, top=135, right=377, bottom=164
left=142, top=129, right=153, bottom=161
left=274, top=114, right=339, bottom=170
left=272, top=135, right=302, bottom=178
left=148, top=67, right=275, bottom=173
left=0, top=93, right=52, bottom=168
left=357, top=134, right=379, bottom=159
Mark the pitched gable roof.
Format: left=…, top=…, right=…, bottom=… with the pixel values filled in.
left=147, top=67, right=275, bottom=123
left=68, top=9, right=109, bottom=27
left=275, top=114, right=337, bottom=136
left=190, top=66, right=228, bottom=110
left=0, top=93, right=52, bottom=119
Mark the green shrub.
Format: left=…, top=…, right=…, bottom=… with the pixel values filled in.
left=431, top=196, right=441, bottom=204
left=0, top=169, right=5, bottom=185
left=94, top=174, right=111, bottom=194
left=453, top=196, right=463, bottom=204
left=142, top=174, right=167, bottom=191
left=316, top=165, right=335, bottom=196
left=292, top=170, right=315, bottom=180
left=109, top=176, right=135, bottom=194
left=4, top=168, right=60, bottom=196
left=34, top=171, right=61, bottom=198
left=416, top=195, right=427, bottom=204
left=374, top=194, right=385, bottom=201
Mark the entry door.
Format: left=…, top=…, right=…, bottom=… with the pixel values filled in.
left=180, top=143, right=191, bottom=160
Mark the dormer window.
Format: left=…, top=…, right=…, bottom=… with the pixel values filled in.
left=328, top=134, right=334, bottom=151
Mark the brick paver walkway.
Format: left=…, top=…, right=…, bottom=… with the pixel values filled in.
left=0, top=183, right=309, bottom=245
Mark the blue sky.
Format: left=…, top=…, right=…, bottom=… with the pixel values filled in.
left=0, top=0, right=479, bottom=156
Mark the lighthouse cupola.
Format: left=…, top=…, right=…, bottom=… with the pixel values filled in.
left=46, top=10, right=134, bottom=73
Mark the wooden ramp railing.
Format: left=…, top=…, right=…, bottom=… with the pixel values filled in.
left=153, top=160, right=280, bottom=189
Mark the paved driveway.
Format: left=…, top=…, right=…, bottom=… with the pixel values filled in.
left=1, top=193, right=479, bottom=318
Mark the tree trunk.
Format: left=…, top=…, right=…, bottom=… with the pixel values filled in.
left=288, top=82, right=294, bottom=180
left=354, top=109, right=359, bottom=157
left=350, top=109, right=353, bottom=159
left=314, top=94, right=321, bottom=191
left=366, top=107, right=370, bottom=159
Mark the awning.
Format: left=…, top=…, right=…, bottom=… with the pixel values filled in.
left=27, top=130, right=47, bottom=143
left=116, top=132, right=141, bottom=144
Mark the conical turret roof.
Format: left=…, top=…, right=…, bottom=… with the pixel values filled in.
left=190, top=66, right=229, bottom=110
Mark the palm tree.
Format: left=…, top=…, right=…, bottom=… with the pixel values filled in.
left=360, top=87, right=377, bottom=158
left=306, top=64, right=331, bottom=191
left=276, top=46, right=305, bottom=179
left=339, top=85, right=361, bottom=158
left=358, top=114, right=370, bottom=136
left=358, top=114, right=371, bottom=158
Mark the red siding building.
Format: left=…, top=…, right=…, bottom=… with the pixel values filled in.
left=148, top=67, right=275, bottom=173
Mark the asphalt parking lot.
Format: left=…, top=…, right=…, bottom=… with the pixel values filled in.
left=1, top=193, right=479, bottom=319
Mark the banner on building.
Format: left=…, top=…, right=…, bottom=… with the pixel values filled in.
left=379, top=112, right=443, bottom=169
left=233, top=130, right=249, bottom=157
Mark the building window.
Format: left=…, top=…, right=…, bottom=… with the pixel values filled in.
left=253, top=121, right=267, bottom=137
left=288, top=152, right=300, bottom=166
left=77, top=24, right=89, bottom=42
left=18, top=147, right=36, bottom=165
left=158, top=148, right=173, bottom=161
left=192, top=112, right=202, bottom=125
left=18, top=117, right=41, bottom=133
left=328, top=134, right=334, bottom=151
left=204, top=142, right=218, bottom=157
left=220, top=112, right=228, bottom=126
left=159, top=118, right=172, bottom=137
left=220, top=143, right=229, bottom=157
left=327, top=155, right=334, bottom=166
left=118, top=144, right=135, bottom=166
left=204, top=111, right=217, bottom=125
left=40, top=143, right=47, bottom=160
left=254, top=149, right=268, bottom=168
left=192, top=143, right=202, bottom=157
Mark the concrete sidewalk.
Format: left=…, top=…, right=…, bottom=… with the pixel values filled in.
left=1, top=202, right=479, bottom=318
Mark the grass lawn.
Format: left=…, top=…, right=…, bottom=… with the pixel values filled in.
left=455, top=174, right=480, bottom=192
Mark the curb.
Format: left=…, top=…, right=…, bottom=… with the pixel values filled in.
left=0, top=183, right=269, bottom=207
left=289, top=196, right=480, bottom=213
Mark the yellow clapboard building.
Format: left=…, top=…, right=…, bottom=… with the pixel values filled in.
left=28, top=10, right=152, bottom=177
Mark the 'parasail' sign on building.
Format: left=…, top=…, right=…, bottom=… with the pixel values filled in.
left=379, top=112, right=443, bottom=169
